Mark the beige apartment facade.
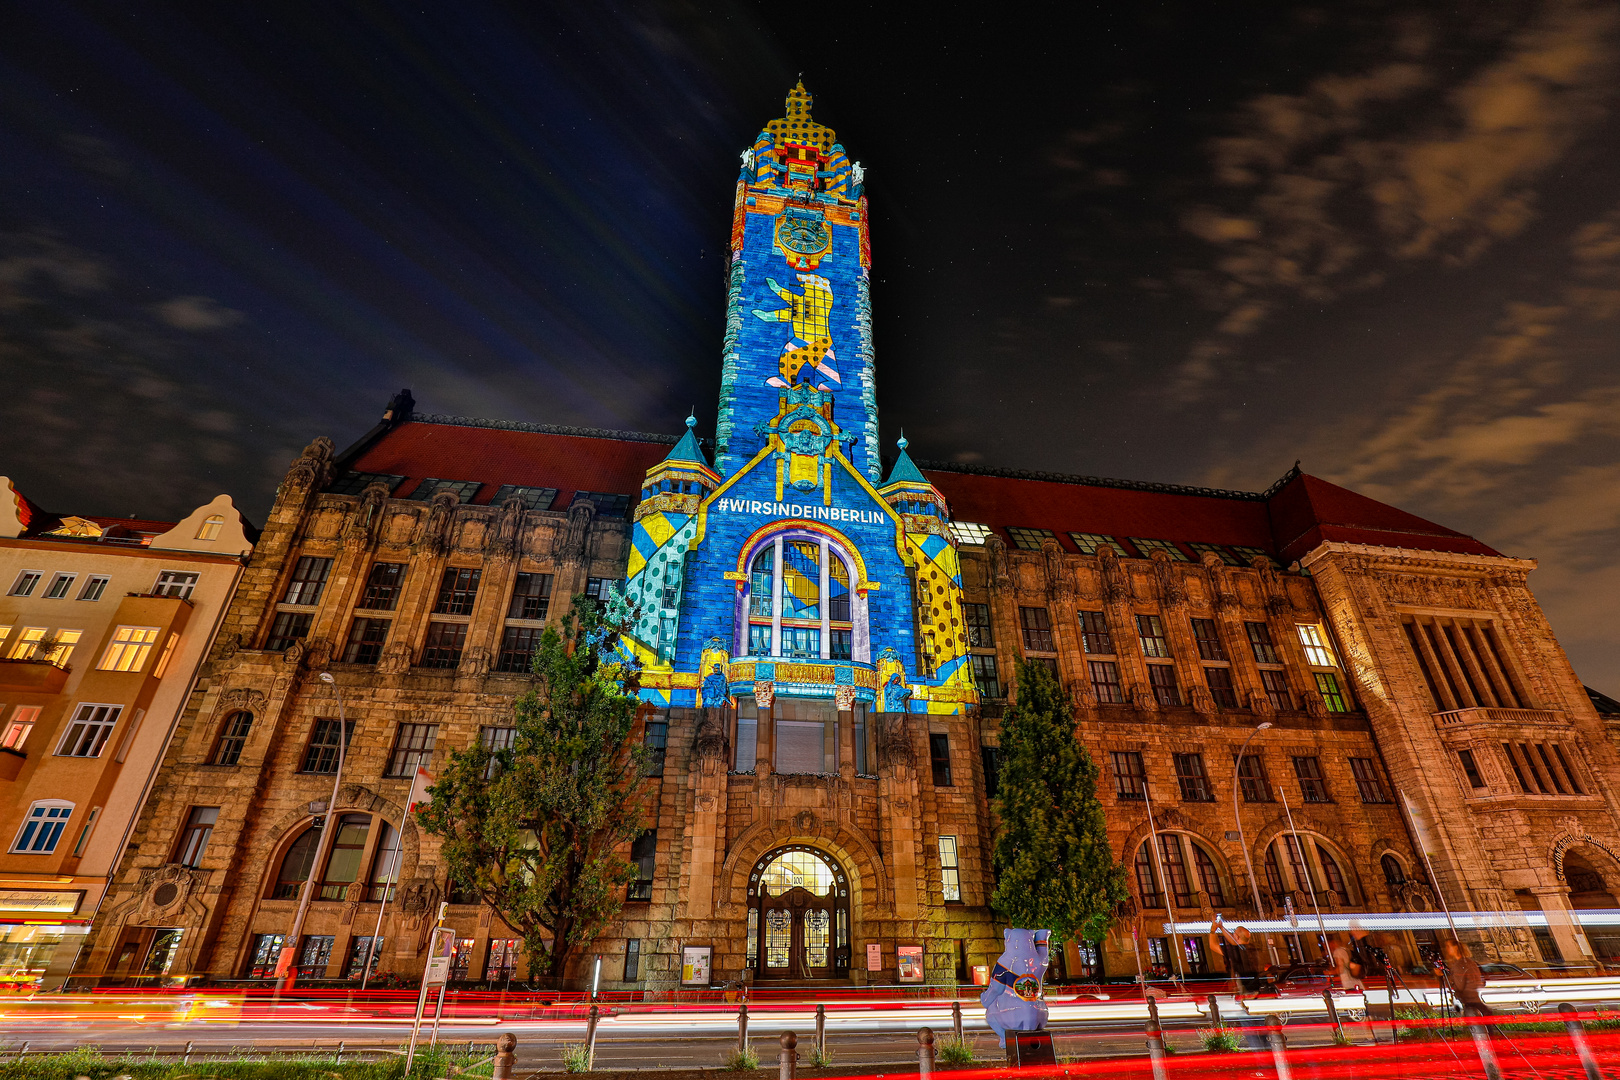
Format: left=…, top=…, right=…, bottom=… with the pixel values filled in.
left=0, top=477, right=253, bottom=986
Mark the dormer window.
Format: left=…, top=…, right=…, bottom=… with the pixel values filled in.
left=196, top=515, right=225, bottom=541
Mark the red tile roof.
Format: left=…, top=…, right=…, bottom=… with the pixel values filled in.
left=1267, top=473, right=1500, bottom=561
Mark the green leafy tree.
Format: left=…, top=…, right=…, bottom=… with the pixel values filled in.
left=990, top=658, right=1129, bottom=944
left=415, top=595, right=649, bottom=985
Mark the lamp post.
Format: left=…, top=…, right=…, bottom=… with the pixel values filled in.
left=1232, top=721, right=1279, bottom=965
left=281, top=672, right=350, bottom=989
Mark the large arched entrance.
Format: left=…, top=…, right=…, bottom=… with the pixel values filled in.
left=747, top=844, right=851, bottom=981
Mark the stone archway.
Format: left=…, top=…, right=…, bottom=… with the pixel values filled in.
left=746, top=844, right=853, bottom=981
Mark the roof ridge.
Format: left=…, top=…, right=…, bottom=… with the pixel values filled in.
left=413, top=413, right=700, bottom=446
left=917, top=459, right=1301, bottom=503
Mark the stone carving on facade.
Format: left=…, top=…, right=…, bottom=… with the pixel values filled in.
left=1070, top=682, right=1095, bottom=710
left=877, top=713, right=914, bottom=774
left=1041, top=540, right=1070, bottom=600
left=213, top=632, right=241, bottom=664
left=1132, top=687, right=1159, bottom=713
left=281, top=638, right=309, bottom=670
left=460, top=646, right=492, bottom=677
left=1250, top=690, right=1275, bottom=717
left=1253, top=560, right=1293, bottom=616
left=1189, top=685, right=1215, bottom=716
left=1201, top=552, right=1238, bottom=610
left=984, top=535, right=1011, bottom=594
left=343, top=482, right=390, bottom=550
left=1302, top=689, right=1329, bottom=720
left=283, top=436, right=335, bottom=493
left=834, top=685, right=857, bottom=712
left=415, top=491, right=460, bottom=557
left=753, top=680, right=775, bottom=710
left=692, top=710, right=729, bottom=773
left=136, top=864, right=207, bottom=922
left=215, top=687, right=268, bottom=719
left=377, top=642, right=412, bottom=675
left=1097, top=543, right=1130, bottom=604
left=793, top=810, right=818, bottom=833
left=1149, top=549, right=1186, bottom=607
left=554, top=499, right=597, bottom=568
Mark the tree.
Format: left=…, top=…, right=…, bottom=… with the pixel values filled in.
left=990, top=659, right=1129, bottom=944
left=415, top=595, right=650, bottom=985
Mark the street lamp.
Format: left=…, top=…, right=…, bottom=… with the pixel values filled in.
left=281, top=672, right=350, bottom=989
left=1232, top=721, right=1279, bottom=964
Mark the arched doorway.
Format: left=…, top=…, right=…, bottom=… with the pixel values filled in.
left=747, top=845, right=851, bottom=980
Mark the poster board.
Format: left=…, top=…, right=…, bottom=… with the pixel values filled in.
left=423, top=926, right=456, bottom=986
left=866, top=943, right=882, bottom=971
left=896, top=944, right=924, bottom=982
left=681, top=945, right=712, bottom=985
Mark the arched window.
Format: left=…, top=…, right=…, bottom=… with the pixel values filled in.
left=320, top=815, right=372, bottom=899
left=1134, top=843, right=1162, bottom=908
left=195, top=514, right=225, bottom=541
left=1381, top=854, right=1407, bottom=888
left=741, top=532, right=861, bottom=661
left=1191, top=842, right=1227, bottom=906
left=213, top=711, right=254, bottom=766
left=272, top=814, right=379, bottom=901
left=1264, top=845, right=1286, bottom=899
left=1315, top=843, right=1350, bottom=903
left=11, top=801, right=73, bottom=854
left=368, top=820, right=401, bottom=901
left=275, top=822, right=324, bottom=899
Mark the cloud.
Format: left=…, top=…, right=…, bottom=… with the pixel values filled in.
left=155, top=295, right=245, bottom=331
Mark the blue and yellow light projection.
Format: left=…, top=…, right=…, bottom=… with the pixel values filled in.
left=618, top=84, right=977, bottom=716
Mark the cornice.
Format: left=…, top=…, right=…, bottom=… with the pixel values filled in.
left=1300, top=540, right=1536, bottom=574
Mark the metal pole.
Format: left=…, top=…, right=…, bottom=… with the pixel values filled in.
left=952, top=1000, right=962, bottom=1043
left=1322, top=988, right=1344, bottom=1041
left=1139, top=774, right=1187, bottom=984
left=585, top=1004, right=600, bottom=1070
left=1232, top=723, right=1279, bottom=964
left=361, top=772, right=416, bottom=992
left=1275, top=785, right=1332, bottom=961
left=1144, top=1000, right=1168, bottom=1080
left=915, top=1028, right=933, bottom=1080
left=778, top=1031, right=797, bottom=1080
left=815, top=1003, right=825, bottom=1057
left=429, top=981, right=448, bottom=1047
left=405, top=901, right=447, bottom=1074
left=1266, top=1028, right=1293, bottom=1080
left=283, top=674, right=351, bottom=989
left=738, top=1001, right=749, bottom=1051
left=1559, top=1003, right=1603, bottom=1080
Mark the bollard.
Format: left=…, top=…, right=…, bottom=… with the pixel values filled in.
left=585, top=1004, right=600, bottom=1071
left=738, top=1002, right=750, bottom=1052
left=917, top=1027, right=935, bottom=1080
left=336, top=1042, right=345, bottom=1065
left=779, top=1031, right=797, bottom=1080
left=1559, top=1003, right=1603, bottom=1080
left=16, top=1044, right=26, bottom=1061
left=1144, top=1007, right=1169, bottom=1080
left=1266, top=1028, right=1293, bottom=1080
left=952, top=1000, right=963, bottom=1043
left=183, top=1042, right=193, bottom=1065
left=493, top=1032, right=517, bottom=1080
left=1466, top=1015, right=1502, bottom=1080
left=1205, top=993, right=1221, bottom=1027
left=1322, top=988, right=1345, bottom=1042
left=816, top=1003, right=826, bottom=1057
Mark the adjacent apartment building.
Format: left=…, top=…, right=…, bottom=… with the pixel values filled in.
left=0, top=477, right=253, bottom=986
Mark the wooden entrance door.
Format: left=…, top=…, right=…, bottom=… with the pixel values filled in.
left=759, top=886, right=833, bottom=979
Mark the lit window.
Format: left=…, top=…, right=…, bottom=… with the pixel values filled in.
left=44, top=574, right=76, bottom=599
left=56, top=704, right=121, bottom=757
left=153, top=571, right=199, bottom=599
left=1069, top=533, right=1120, bottom=555
left=1020, top=607, right=1054, bottom=652
left=491, top=485, right=558, bottom=511
left=1136, top=614, right=1171, bottom=658
left=1130, top=538, right=1190, bottom=561
left=2, top=707, right=41, bottom=750
left=77, top=576, right=109, bottom=601
left=969, top=654, right=1002, bottom=699
left=8, top=572, right=42, bottom=597
left=1246, top=622, right=1279, bottom=664
left=1297, top=624, right=1337, bottom=667
left=46, top=629, right=82, bottom=667
left=152, top=632, right=179, bottom=678
left=195, top=514, right=225, bottom=541
left=11, top=801, right=73, bottom=854
left=1006, top=527, right=1056, bottom=550
left=327, top=471, right=404, bottom=496
left=963, top=603, right=993, bottom=647
left=282, top=557, right=332, bottom=606
left=9, top=628, right=47, bottom=660
left=99, top=626, right=160, bottom=671
left=948, top=522, right=993, bottom=545
left=176, top=807, right=219, bottom=868
left=1188, top=543, right=1241, bottom=565
left=1079, top=610, right=1114, bottom=654
left=406, top=478, right=481, bottom=503
left=939, top=835, right=962, bottom=902
left=1314, top=671, right=1349, bottom=712
left=743, top=535, right=855, bottom=659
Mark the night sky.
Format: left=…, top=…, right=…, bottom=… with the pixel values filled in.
left=3, top=2, right=1618, bottom=692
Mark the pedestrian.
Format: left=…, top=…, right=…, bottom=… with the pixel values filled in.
left=1214, top=914, right=1261, bottom=997
left=1329, top=933, right=1365, bottom=993
left=1440, top=939, right=1490, bottom=1018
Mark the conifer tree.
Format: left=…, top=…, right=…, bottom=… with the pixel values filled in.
left=415, top=596, right=649, bottom=985
left=990, top=659, right=1129, bottom=944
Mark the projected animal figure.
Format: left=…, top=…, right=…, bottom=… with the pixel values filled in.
left=981, top=928, right=1051, bottom=1047
left=752, top=273, right=841, bottom=391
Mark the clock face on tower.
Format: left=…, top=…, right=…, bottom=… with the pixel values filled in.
left=776, top=209, right=831, bottom=259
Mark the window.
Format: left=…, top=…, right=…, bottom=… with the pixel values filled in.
left=195, top=514, right=225, bottom=541
left=407, top=478, right=481, bottom=503
left=37, top=629, right=79, bottom=666
left=480, top=725, right=516, bottom=779
left=1314, top=672, right=1349, bottom=712
left=1006, top=527, right=1056, bottom=550
left=1190, top=619, right=1226, bottom=661
left=275, top=823, right=323, bottom=899
left=574, top=491, right=632, bottom=519
left=969, top=654, right=1002, bottom=699
left=1147, top=665, right=1181, bottom=707
left=1316, top=844, right=1350, bottom=903
left=1293, top=756, right=1330, bottom=803
left=327, top=471, right=404, bottom=496
left=77, top=575, right=109, bottom=601
left=982, top=745, right=1001, bottom=799
left=282, top=556, right=332, bottom=606
left=386, top=724, right=438, bottom=777
left=644, top=717, right=668, bottom=776
left=1554, top=745, right=1585, bottom=794
left=213, top=710, right=254, bottom=765
left=434, top=568, right=481, bottom=615
left=1236, top=754, right=1272, bottom=802
left=151, top=632, right=176, bottom=677
left=939, top=836, right=962, bottom=902
left=1279, top=835, right=1316, bottom=895
left=948, top=522, right=993, bottom=545
left=1174, top=752, right=1213, bottom=801
left=176, top=807, right=219, bottom=868
left=486, top=938, right=519, bottom=982
left=1136, top=615, right=1170, bottom=658
left=318, top=814, right=372, bottom=900
left=508, top=573, right=553, bottom=620
left=1069, top=533, right=1120, bottom=555
left=930, top=733, right=953, bottom=787
left=622, top=938, right=642, bottom=981
left=57, top=704, right=120, bottom=757
left=2, top=706, right=40, bottom=750
left=1019, top=607, right=1054, bottom=652
left=1131, top=538, right=1189, bottom=561
left=1205, top=667, right=1238, bottom=708
left=628, top=830, right=656, bottom=901
left=44, top=574, right=76, bottom=600
left=1025, top=655, right=1059, bottom=678
left=1189, top=542, right=1241, bottom=565
left=1231, top=546, right=1276, bottom=566
left=774, top=697, right=837, bottom=775
left=265, top=611, right=312, bottom=652
left=1183, top=936, right=1209, bottom=975
left=963, top=603, right=993, bottom=647
left=1078, top=611, right=1114, bottom=653
left=1134, top=843, right=1162, bottom=909
left=496, top=625, right=541, bottom=673
left=358, top=563, right=406, bottom=611
left=1159, top=835, right=1195, bottom=906
left=1112, top=751, right=1146, bottom=800
left=153, top=571, right=199, bottom=599
left=1192, top=844, right=1226, bottom=905
left=1297, top=624, right=1337, bottom=667
left=12, top=802, right=72, bottom=853
left=343, top=618, right=390, bottom=664
left=1089, top=660, right=1123, bottom=703
left=421, top=622, right=468, bottom=668
left=301, top=718, right=355, bottom=773
left=7, top=628, right=45, bottom=661
left=1381, top=855, right=1407, bottom=888
left=1502, top=743, right=1534, bottom=793
left=1457, top=749, right=1486, bottom=788
left=491, top=485, right=558, bottom=511
left=1246, top=621, right=1279, bottom=664
left=1348, top=757, right=1389, bottom=803
left=585, top=577, right=616, bottom=601
left=9, top=572, right=41, bottom=597
left=1260, top=669, right=1292, bottom=711
left=733, top=700, right=758, bottom=773
left=348, top=936, right=385, bottom=979
left=298, top=935, right=335, bottom=978
left=247, top=933, right=286, bottom=978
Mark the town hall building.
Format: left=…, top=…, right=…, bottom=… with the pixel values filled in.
left=75, top=85, right=1620, bottom=989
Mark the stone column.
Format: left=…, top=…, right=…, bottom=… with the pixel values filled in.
left=1531, top=885, right=1591, bottom=964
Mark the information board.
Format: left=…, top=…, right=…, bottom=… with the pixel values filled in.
left=866, top=943, right=882, bottom=971
left=423, top=926, right=456, bottom=986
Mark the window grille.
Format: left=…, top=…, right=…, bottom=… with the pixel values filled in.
left=358, top=563, right=406, bottom=611
left=1112, top=751, right=1146, bottom=800
left=1078, top=610, right=1113, bottom=654
left=1175, top=752, right=1212, bottom=801
left=1136, top=615, right=1171, bottom=658
left=386, top=724, right=438, bottom=777
left=282, top=557, right=332, bottom=606
left=1019, top=607, right=1054, bottom=652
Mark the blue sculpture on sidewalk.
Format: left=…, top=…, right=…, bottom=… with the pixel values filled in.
left=981, top=927, right=1052, bottom=1047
